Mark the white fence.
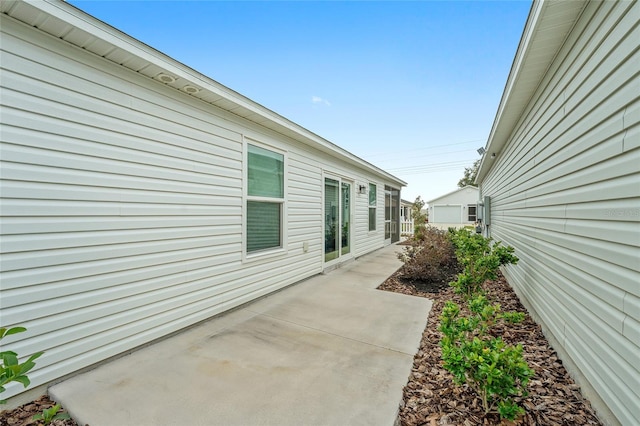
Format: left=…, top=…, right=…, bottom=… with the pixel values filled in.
left=401, top=220, right=414, bottom=236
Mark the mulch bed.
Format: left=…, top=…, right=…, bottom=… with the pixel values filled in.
left=378, top=269, right=603, bottom=426
left=0, top=395, right=76, bottom=426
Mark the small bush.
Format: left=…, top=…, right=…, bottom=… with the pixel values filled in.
left=398, top=226, right=459, bottom=283
left=449, top=228, right=518, bottom=298
left=440, top=296, right=533, bottom=420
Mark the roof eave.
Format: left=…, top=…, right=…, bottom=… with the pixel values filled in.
left=476, top=0, right=587, bottom=184
left=2, top=0, right=406, bottom=187
left=427, top=185, right=478, bottom=205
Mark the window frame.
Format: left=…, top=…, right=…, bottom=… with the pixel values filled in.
left=468, top=204, right=477, bottom=222
left=368, top=182, right=377, bottom=232
left=243, top=137, right=288, bottom=261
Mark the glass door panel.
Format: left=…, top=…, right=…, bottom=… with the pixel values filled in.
left=324, top=178, right=339, bottom=262
left=341, top=182, right=351, bottom=255
left=384, top=189, right=391, bottom=240
left=391, top=187, right=400, bottom=243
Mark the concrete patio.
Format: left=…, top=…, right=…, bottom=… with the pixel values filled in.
left=50, top=244, right=432, bottom=426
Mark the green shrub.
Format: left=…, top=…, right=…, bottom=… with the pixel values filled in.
left=449, top=228, right=518, bottom=298
left=397, top=226, right=459, bottom=283
left=439, top=296, right=533, bottom=420
left=0, top=326, right=44, bottom=404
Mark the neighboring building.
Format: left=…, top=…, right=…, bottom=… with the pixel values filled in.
left=400, top=199, right=414, bottom=235
left=476, top=1, right=639, bottom=425
left=427, top=186, right=479, bottom=229
left=0, top=0, right=405, bottom=401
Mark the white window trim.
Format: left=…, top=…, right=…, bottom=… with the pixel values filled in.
left=242, top=136, right=288, bottom=263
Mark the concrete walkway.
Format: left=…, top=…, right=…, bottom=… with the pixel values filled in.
left=50, top=244, right=432, bottom=426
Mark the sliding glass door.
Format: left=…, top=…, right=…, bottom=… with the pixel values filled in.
left=324, top=177, right=351, bottom=263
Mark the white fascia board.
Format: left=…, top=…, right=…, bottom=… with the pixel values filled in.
left=476, top=0, right=541, bottom=185
left=476, top=0, right=586, bottom=184
left=25, top=0, right=405, bottom=187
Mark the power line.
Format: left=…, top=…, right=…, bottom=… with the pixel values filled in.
left=362, top=138, right=484, bottom=159
left=373, top=147, right=479, bottom=165
left=388, top=158, right=475, bottom=173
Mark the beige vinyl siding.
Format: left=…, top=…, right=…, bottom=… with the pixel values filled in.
left=480, top=1, right=639, bottom=424
left=0, top=12, right=397, bottom=399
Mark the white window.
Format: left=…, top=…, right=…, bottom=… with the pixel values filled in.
left=246, top=143, right=285, bottom=253
left=468, top=205, right=477, bottom=222
left=369, top=183, right=377, bottom=231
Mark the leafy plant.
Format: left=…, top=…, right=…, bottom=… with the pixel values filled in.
left=397, top=226, right=459, bottom=283
left=439, top=296, right=533, bottom=420
left=33, top=403, right=71, bottom=425
left=0, top=326, right=44, bottom=404
left=411, top=196, right=428, bottom=240
left=449, top=228, right=518, bottom=298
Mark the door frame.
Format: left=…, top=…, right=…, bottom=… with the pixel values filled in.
left=322, top=172, right=354, bottom=267
left=384, top=187, right=392, bottom=246
left=384, top=185, right=401, bottom=245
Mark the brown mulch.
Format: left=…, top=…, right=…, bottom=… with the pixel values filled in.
left=378, top=269, right=603, bottom=426
left=0, top=395, right=76, bottom=426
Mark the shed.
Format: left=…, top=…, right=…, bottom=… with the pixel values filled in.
left=427, top=186, right=479, bottom=229
left=476, top=1, right=639, bottom=424
left=0, top=0, right=405, bottom=401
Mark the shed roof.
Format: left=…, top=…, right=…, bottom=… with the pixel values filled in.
left=1, top=0, right=406, bottom=187
left=427, top=185, right=478, bottom=205
left=476, top=0, right=587, bottom=183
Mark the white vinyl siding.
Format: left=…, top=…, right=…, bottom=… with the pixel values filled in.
left=479, top=1, right=639, bottom=424
left=0, top=10, right=400, bottom=401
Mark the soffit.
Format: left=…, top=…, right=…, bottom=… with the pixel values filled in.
left=1, top=0, right=406, bottom=187
left=476, top=0, right=587, bottom=183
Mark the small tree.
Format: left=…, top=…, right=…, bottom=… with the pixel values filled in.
left=458, top=158, right=481, bottom=188
left=411, top=196, right=428, bottom=240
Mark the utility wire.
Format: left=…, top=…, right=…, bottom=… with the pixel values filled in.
left=388, top=159, right=476, bottom=173
left=363, top=138, right=484, bottom=159
left=373, top=147, right=478, bottom=165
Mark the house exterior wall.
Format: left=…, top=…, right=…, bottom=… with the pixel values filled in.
left=0, top=13, right=398, bottom=399
left=478, top=1, right=639, bottom=424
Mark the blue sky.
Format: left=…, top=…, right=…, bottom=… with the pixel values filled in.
left=69, top=0, right=531, bottom=203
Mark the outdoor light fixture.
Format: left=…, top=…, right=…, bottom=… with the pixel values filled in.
left=477, top=147, right=486, bottom=155
left=491, top=153, right=497, bottom=159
